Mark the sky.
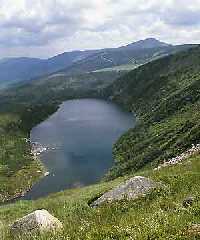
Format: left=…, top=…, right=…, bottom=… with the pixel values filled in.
left=0, top=0, right=200, bottom=59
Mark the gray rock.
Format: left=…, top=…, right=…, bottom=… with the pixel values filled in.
left=10, top=209, right=63, bottom=235
left=91, top=176, right=158, bottom=207
left=187, top=224, right=200, bottom=237
left=183, top=196, right=195, bottom=208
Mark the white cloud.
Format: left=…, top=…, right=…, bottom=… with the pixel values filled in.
left=0, top=0, right=199, bottom=58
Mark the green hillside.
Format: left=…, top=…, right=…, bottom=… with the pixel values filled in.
left=105, top=46, right=200, bottom=179
left=0, top=145, right=199, bottom=239
left=0, top=46, right=199, bottom=239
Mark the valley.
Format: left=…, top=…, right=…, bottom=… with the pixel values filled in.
left=0, top=39, right=199, bottom=239
left=22, top=99, right=134, bottom=200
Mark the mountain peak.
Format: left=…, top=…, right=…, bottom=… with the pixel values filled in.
left=123, top=38, right=172, bottom=50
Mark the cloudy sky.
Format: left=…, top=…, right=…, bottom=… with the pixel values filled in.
left=0, top=0, right=200, bottom=58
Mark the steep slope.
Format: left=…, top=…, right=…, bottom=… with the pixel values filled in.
left=105, top=46, right=200, bottom=179
left=1, top=147, right=199, bottom=239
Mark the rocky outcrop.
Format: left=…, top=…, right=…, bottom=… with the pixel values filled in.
left=10, top=209, right=63, bottom=235
left=90, top=176, right=158, bottom=207
left=187, top=224, right=200, bottom=237
left=31, top=142, right=47, bottom=156
left=154, top=144, right=200, bottom=171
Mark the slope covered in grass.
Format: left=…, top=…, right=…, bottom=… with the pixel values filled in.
left=0, top=113, right=44, bottom=202
left=105, top=46, right=200, bottom=179
left=0, top=44, right=199, bottom=239
left=0, top=152, right=199, bottom=239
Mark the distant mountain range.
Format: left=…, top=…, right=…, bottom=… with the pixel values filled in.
left=0, top=38, right=196, bottom=88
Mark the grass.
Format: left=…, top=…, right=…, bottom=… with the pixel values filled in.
left=0, top=153, right=199, bottom=239
left=106, top=46, right=200, bottom=179
left=0, top=113, right=44, bottom=203
left=0, top=45, right=199, bottom=239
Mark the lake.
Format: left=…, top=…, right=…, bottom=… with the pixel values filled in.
left=23, top=99, right=135, bottom=200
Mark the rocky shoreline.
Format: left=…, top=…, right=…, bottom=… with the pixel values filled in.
left=25, top=138, right=50, bottom=176
left=0, top=140, right=47, bottom=205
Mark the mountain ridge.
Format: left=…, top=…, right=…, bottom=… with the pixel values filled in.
left=0, top=38, right=196, bottom=88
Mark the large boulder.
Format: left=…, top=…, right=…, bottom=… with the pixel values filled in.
left=91, top=176, right=158, bottom=207
left=10, top=209, right=63, bottom=235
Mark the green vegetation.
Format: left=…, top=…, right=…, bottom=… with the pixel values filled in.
left=0, top=113, right=44, bottom=202
left=105, top=46, right=200, bottom=179
left=0, top=69, right=123, bottom=202
left=0, top=151, right=199, bottom=239
left=0, top=44, right=199, bottom=239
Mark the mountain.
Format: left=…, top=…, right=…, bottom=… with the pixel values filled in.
left=60, top=41, right=195, bottom=75
left=104, top=45, right=200, bottom=179
left=0, top=50, right=98, bottom=88
left=0, top=57, right=44, bottom=87
left=45, top=49, right=99, bottom=71
left=60, top=46, right=171, bottom=75
left=120, top=38, right=171, bottom=50
left=0, top=38, right=195, bottom=88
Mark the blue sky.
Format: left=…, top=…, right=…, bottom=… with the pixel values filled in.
left=0, top=0, right=200, bottom=58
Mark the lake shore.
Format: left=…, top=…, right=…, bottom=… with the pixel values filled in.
left=0, top=140, right=46, bottom=204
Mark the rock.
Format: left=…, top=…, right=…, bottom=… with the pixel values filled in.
left=91, top=176, right=158, bottom=207
left=183, top=196, right=195, bottom=208
left=187, top=224, right=200, bottom=236
left=44, top=171, right=50, bottom=176
left=10, top=209, right=63, bottom=235
left=155, top=143, right=200, bottom=170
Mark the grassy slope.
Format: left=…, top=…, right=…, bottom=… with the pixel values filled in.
left=0, top=46, right=199, bottom=239
left=105, top=46, right=200, bottom=179
left=0, top=152, right=199, bottom=239
left=0, top=113, right=44, bottom=202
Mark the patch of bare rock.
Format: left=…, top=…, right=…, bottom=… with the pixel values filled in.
left=154, top=144, right=200, bottom=171
left=90, top=176, right=158, bottom=207
left=10, top=209, right=63, bottom=236
left=186, top=224, right=200, bottom=237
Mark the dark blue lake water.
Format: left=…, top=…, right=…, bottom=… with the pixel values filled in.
left=23, top=99, right=134, bottom=200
